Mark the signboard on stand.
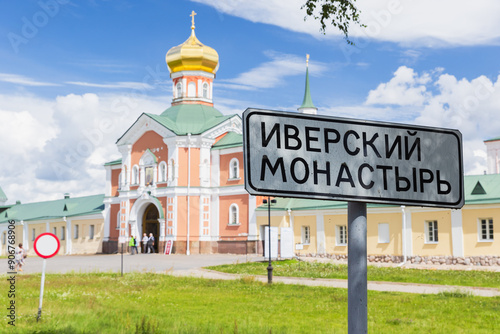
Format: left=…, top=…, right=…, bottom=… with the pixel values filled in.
left=164, top=239, right=173, bottom=255
left=243, top=108, right=464, bottom=333
left=33, top=233, right=60, bottom=322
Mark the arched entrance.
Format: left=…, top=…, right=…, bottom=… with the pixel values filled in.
left=142, top=204, right=159, bottom=253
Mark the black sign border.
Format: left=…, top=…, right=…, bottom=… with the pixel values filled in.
left=243, top=108, right=464, bottom=209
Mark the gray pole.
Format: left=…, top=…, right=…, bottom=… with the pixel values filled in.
left=348, top=201, right=367, bottom=334
left=267, top=196, right=273, bottom=284
left=36, top=259, right=47, bottom=322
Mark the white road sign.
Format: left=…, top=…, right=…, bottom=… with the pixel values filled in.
left=243, top=109, right=464, bottom=209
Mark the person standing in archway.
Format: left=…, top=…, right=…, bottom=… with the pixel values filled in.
left=147, top=233, right=155, bottom=254
left=142, top=233, right=148, bottom=254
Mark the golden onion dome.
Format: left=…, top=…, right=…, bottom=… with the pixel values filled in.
left=166, top=13, right=219, bottom=74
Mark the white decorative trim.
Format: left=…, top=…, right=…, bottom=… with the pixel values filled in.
left=171, top=70, right=215, bottom=80
left=203, top=116, right=242, bottom=139
left=117, top=114, right=175, bottom=146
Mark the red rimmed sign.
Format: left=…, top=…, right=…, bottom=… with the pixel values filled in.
left=34, top=233, right=60, bottom=259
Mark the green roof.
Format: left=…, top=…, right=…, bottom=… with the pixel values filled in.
left=0, top=186, right=7, bottom=202
left=104, top=159, right=122, bottom=166
left=146, top=104, right=234, bottom=135
left=212, top=132, right=242, bottom=150
left=484, top=136, right=500, bottom=142
left=0, top=194, right=105, bottom=224
left=299, top=67, right=316, bottom=109
left=257, top=174, right=500, bottom=211
left=463, top=174, right=500, bottom=204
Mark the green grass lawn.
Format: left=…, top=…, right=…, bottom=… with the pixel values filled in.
left=206, top=260, right=500, bottom=289
left=1, top=272, right=499, bottom=333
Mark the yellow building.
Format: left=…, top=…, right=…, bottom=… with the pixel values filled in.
left=256, top=173, right=500, bottom=266
left=0, top=194, right=104, bottom=256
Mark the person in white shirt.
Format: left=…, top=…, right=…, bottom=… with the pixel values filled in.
left=142, top=233, right=148, bottom=254
left=15, top=243, right=26, bottom=272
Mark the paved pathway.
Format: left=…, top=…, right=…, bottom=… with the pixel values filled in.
left=4, top=254, right=499, bottom=297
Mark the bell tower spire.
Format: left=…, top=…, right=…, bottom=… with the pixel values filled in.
left=298, top=54, right=318, bottom=115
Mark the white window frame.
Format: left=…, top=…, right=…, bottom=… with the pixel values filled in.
left=158, top=161, right=167, bottom=183
left=53, top=227, right=57, bottom=235
left=74, top=224, right=79, bottom=239
left=229, top=158, right=240, bottom=180
left=301, top=226, right=310, bottom=245
left=132, top=165, right=139, bottom=185
left=32, top=228, right=36, bottom=242
left=89, top=225, right=95, bottom=239
left=176, top=82, right=182, bottom=98
left=202, top=82, right=209, bottom=98
left=61, top=226, right=65, bottom=241
left=378, top=223, right=390, bottom=244
left=116, top=212, right=121, bottom=230
left=478, top=218, right=494, bottom=242
left=228, top=204, right=239, bottom=225
left=425, top=220, right=439, bottom=243
left=336, top=225, right=347, bottom=246
left=2, top=232, right=6, bottom=245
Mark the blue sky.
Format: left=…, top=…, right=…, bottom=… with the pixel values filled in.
left=1, top=0, right=500, bottom=203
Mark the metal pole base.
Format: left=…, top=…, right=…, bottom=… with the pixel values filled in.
left=36, top=308, right=41, bottom=322
left=267, top=264, right=273, bottom=284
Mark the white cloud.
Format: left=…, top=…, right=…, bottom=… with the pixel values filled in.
left=366, top=66, right=431, bottom=106
left=192, top=0, right=500, bottom=47
left=360, top=66, right=500, bottom=175
left=66, top=81, right=154, bottom=90
left=0, top=92, right=169, bottom=204
left=220, top=51, right=328, bottom=90
left=0, top=73, right=59, bottom=86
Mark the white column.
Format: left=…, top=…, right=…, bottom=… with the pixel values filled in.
left=210, top=194, right=220, bottom=241
left=451, top=209, right=464, bottom=257
left=248, top=195, right=257, bottom=241
left=64, top=217, right=72, bottom=255
left=140, top=167, right=146, bottom=187
left=103, top=202, right=111, bottom=241
left=404, top=207, right=413, bottom=257
left=158, top=219, right=166, bottom=242
left=22, top=221, right=28, bottom=251
left=316, top=214, right=326, bottom=254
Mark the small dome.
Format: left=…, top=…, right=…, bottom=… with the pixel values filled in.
left=166, top=25, right=219, bottom=74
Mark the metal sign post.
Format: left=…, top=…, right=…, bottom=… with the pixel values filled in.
left=242, top=108, right=465, bottom=334
left=33, top=233, right=60, bottom=322
left=348, top=202, right=367, bottom=333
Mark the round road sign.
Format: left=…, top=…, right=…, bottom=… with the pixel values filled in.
left=34, top=233, right=60, bottom=259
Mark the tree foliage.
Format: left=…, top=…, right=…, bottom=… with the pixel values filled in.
left=302, top=0, right=365, bottom=44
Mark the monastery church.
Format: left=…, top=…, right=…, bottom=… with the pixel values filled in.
left=1, top=14, right=500, bottom=266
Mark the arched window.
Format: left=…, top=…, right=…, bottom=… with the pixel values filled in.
left=187, top=82, right=196, bottom=97
left=176, top=82, right=182, bottom=98
left=203, top=82, right=209, bottom=98
left=132, top=165, right=139, bottom=185
left=158, top=161, right=167, bottom=182
left=229, top=158, right=239, bottom=179
left=229, top=204, right=239, bottom=225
